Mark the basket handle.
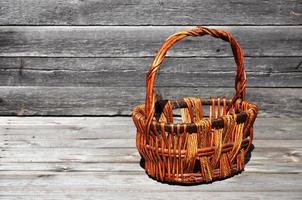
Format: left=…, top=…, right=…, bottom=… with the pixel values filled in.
left=145, top=26, right=246, bottom=131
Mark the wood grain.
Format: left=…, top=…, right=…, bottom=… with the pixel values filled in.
left=1, top=57, right=301, bottom=87
left=1, top=69, right=300, bottom=87
left=1, top=193, right=302, bottom=200
left=1, top=57, right=301, bottom=72
left=0, top=26, right=301, bottom=57
left=1, top=158, right=301, bottom=174
left=0, top=171, right=301, bottom=190
left=1, top=117, right=301, bottom=140
left=1, top=139, right=301, bottom=169
left=1, top=137, right=301, bottom=190
left=0, top=0, right=301, bottom=25
left=0, top=172, right=301, bottom=192
left=0, top=87, right=300, bottom=117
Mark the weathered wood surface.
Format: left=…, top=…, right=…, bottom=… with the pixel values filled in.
left=1, top=68, right=301, bottom=87
left=1, top=57, right=301, bottom=87
left=0, top=26, right=301, bottom=57
left=0, top=117, right=301, bottom=199
left=0, top=172, right=301, bottom=192
left=0, top=0, right=301, bottom=25
left=0, top=87, right=300, bottom=117
left=1, top=193, right=302, bottom=200
left=0, top=26, right=300, bottom=116
left=1, top=57, right=302, bottom=72
left=1, top=139, right=301, bottom=166
left=1, top=117, right=301, bottom=140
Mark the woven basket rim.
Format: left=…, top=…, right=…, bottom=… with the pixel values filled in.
left=132, top=98, right=258, bottom=133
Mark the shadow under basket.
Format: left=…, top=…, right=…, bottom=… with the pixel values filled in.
left=132, top=26, right=259, bottom=184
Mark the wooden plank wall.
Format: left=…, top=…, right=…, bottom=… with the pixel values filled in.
left=0, top=0, right=301, bottom=118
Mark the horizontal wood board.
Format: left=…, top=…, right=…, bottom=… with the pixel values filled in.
left=0, top=116, right=301, bottom=140
left=0, top=26, right=301, bottom=57
left=0, top=57, right=301, bottom=87
left=0, top=0, right=301, bottom=25
left=0, top=87, right=300, bottom=117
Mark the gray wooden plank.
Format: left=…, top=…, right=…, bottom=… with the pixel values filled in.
left=0, top=26, right=301, bottom=57
left=0, top=0, right=301, bottom=25
left=0, top=116, right=131, bottom=125
left=1, top=192, right=302, bottom=200
left=0, top=147, right=138, bottom=163
left=1, top=69, right=301, bottom=87
left=0, top=159, right=301, bottom=174
left=1, top=137, right=301, bottom=173
left=2, top=136, right=301, bottom=149
left=2, top=138, right=135, bottom=148
left=1, top=140, right=301, bottom=165
left=1, top=57, right=301, bottom=73
left=1, top=57, right=301, bottom=88
left=253, top=118, right=302, bottom=140
left=0, top=172, right=301, bottom=192
left=0, top=162, right=141, bottom=173
left=1, top=117, right=301, bottom=140
left=0, top=87, right=300, bottom=117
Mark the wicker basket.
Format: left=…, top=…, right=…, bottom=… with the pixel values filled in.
left=132, top=26, right=259, bottom=184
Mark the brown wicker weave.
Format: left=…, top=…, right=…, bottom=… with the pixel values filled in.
left=132, top=26, right=259, bottom=184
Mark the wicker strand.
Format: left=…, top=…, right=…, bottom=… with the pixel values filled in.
left=180, top=98, right=193, bottom=123
left=153, top=124, right=163, bottom=181
left=212, top=128, right=223, bottom=167
left=178, top=125, right=185, bottom=180
left=223, top=97, right=227, bottom=116
left=223, top=115, right=235, bottom=143
left=200, top=157, right=213, bottom=182
left=159, top=100, right=174, bottom=123
left=217, top=97, right=221, bottom=118
left=192, top=97, right=203, bottom=121
left=230, top=122, right=245, bottom=162
left=236, top=149, right=245, bottom=171
left=186, top=133, right=198, bottom=172
left=220, top=153, right=232, bottom=177
left=160, top=123, right=167, bottom=178
left=219, top=115, right=232, bottom=177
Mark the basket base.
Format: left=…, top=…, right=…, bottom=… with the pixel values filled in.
left=141, top=157, right=244, bottom=185
left=139, top=144, right=254, bottom=185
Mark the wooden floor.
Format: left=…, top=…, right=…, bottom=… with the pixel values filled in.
left=0, top=117, right=301, bottom=200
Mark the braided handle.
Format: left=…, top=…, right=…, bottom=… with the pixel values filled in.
left=145, top=26, right=246, bottom=132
